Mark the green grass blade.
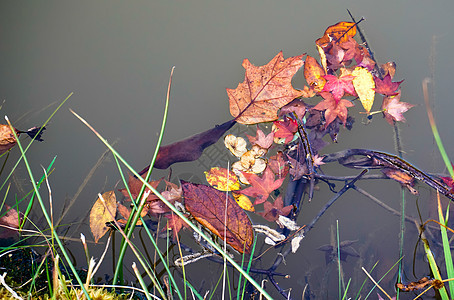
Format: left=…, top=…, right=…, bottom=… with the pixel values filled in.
left=437, top=194, right=454, bottom=296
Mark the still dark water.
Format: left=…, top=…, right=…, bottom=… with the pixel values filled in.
left=1, top=1, right=454, bottom=299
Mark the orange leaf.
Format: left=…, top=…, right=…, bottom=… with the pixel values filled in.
left=90, top=191, right=117, bottom=243
left=316, top=21, right=357, bottom=47
left=227, top=51, right=305, bottom=124
left=182, top=181, right=254, bottom=253
left=304, top=55, right=326, bottom=92
left=0, top=125, right=17, bottom=155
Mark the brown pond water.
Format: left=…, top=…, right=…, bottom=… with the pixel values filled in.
left=1, top=1, right=454, bottom=299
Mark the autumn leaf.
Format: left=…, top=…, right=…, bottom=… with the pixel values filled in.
left=232, top=192, right=255, bottom=212
left=313, top=92, right=354, bottom=127
left=340, top=36, right=363, bottom=63
left=139, top=119, right=236, bottom=173
left=286, top=155, right=308, bottom=180
left=380, top=62, right=396, bottom=79
left=227, top=51, right=305, bottom=124
left=0, top=205, right=19, bottom=239
left=322, top=73, right=356, bottom=102
left=272, top=117, right=298, bottom=144
left=224, top=134, right=248, bottom=158
left=182, top=181, right=254, bottom=253
left=381, top=90, right=415, bottom=125
left=374, top=73, right=403, bottom=96
left=116, top=203, right=145, bottom=227
left=267, top=151, right=289, bottom=179
left=240, top=166, right=285, bottom=204
left=352, top=66, right=375, bottom=113
left=246, top=127, right=274, bottom=150
left=316, top=21, right=357, bottom=47
left=0, top=125, right=18, bottom=155
left=90, top=191, right=117, bottom=243
left=258, top=196, right=293, bottom=222
left=304, top=55, right=326, bottom=92
left=279, top=98, right=307, bottom=120
left=119, top=174, right=161, bottom=203
left=205, top=167, right=241, bottom=191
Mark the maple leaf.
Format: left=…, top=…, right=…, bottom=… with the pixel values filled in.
left=313, top=92, right=354, bottom=127
left=374, top=73, right=403, bottom=96
left=182, top=181, right=254, bottom=253
left=227, top=51, right=305, bottom=124
left=165, top=212, right=190, bottom=239
left=322, top=73, right=356, bottom=102
left=240, top=166, right=285, bottom=204
left=246, top=127, right=274, bottom=149
left=340, top=36, right=362, bottom=63
left=272, top=117, right=298, bottom=144
left=325, top=43, right=350, bottom=70
left=381, top=90, right=415, bottom=125
left=258, top=196, right=293, bottom=222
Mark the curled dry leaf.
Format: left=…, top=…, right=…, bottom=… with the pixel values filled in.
left=182, top=181, right=254, bottom=254
left=227, top=51, right=305, bottom=124
left=0, top=125, right=17, bottom=155
left=352, top=66, right=375, bottom=113
left=90, top=190, right=117, bottom=243
left=224, top=134, right=248, bottom=158
left=0, top=205, right=19, bottom=239
left=205, top=167, right=241, bottom=191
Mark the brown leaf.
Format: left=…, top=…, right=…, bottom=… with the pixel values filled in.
left=182, top=181, right=254, bottom=253
left=0, top=125, right=18, bottom=155
left=0, top=205, right=19, bottom=239
left=258, top=196, right=293, bottom=222
left=119, top=174, right=161, bottom=202
left=316, top=21, right=357, bottom=47
left=227, top=51, right=305, bottom=124
left=165, top=212, right=190, bottom=238
left=304, top=55, right=326, bottom=92
left=139, top=119, right=236, bottom=173
left=90, top=191, right=117, bottom=243
left=267, top=151, right=289, bottom=179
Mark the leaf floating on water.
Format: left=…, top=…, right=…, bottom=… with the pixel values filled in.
left=181, top=181, right=254, bottom=254
left=227, top=51, right=305, bottom=125
left=139, top=119, right=236, bottom=173
left=0, top=125, right=17, bottom=155
left=205, top=167, right=241, bottom=191
left=90, top=191, right=117, bottom=243
left=352, top=67, right=375, bottom=113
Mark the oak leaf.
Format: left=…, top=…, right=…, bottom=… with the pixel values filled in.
left=374, top=73, right=403, bottom=96
left=240, top=166, right=285, bottom=204
left=313, top=92, right=354, bottom=127
left=381, top=90, right=415, bottom=125
left=182, top=181, right=254, bottom=253
left=258, top=196, right=293, bottom=222
left=227, top=51, right=305, bottom=124
left=322, top=73, right=356, bottom=102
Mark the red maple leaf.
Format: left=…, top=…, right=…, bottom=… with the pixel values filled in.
left=322, top=73, right=356, bottom=102
left=374, top=73, right=403, bottom=96
left=246, top=126, right=274, bottom=149
left=240, top=166, right=285, bottom=204
left=381, top=90, right=415, bottom=125
left=258, top=196, right=293, bottom=222
left=313, top=92, right=354, bottom=127
left=273, top=117, right=298, bottom=144
left=340, top=36, right=362, bottom=63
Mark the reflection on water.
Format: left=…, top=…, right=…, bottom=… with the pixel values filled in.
left=1, top=1, right=454, bottom=298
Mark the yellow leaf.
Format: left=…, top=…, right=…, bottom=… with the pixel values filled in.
left=232, top=193, right=255, bottom=212
left=205, top=167, right=240, bottom=191
left=352, top=67, right=375, bottom=113
left=90, top=191, right=116, bottom=243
